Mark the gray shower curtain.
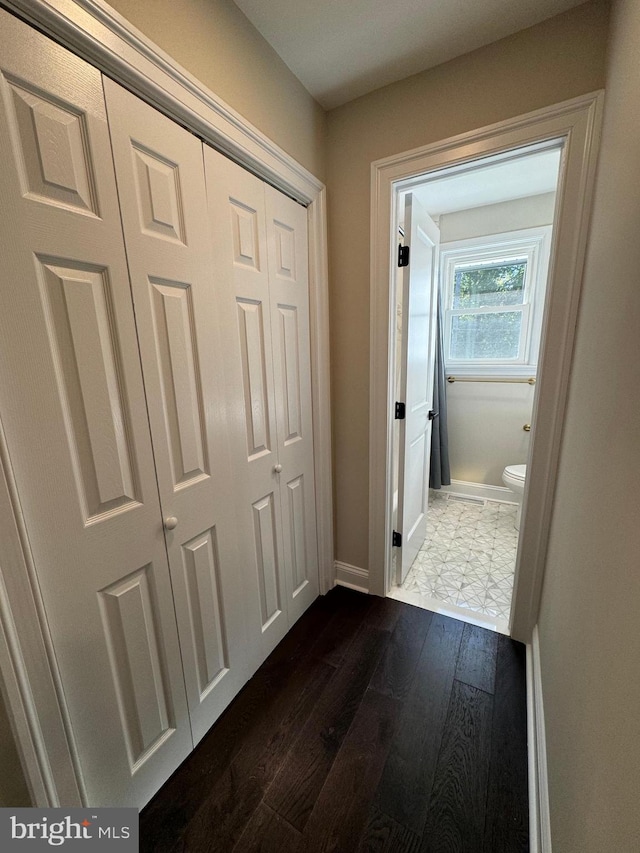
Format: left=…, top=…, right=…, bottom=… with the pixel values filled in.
left=429, top=292, right=451, bottom=488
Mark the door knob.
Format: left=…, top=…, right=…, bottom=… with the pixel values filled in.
left=164, top=516, right=178, bottom=530
left=273, top=464, right=283, bottom=474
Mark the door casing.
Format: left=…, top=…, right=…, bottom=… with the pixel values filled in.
left=369, top=91, right=604, bottom=642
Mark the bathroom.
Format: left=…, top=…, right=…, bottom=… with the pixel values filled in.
left=390, top=143, right=561, bottom=633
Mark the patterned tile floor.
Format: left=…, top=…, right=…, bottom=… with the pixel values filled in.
left=391, top=491, right=519, bottom=633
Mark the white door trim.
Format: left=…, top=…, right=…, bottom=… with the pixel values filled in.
left=0, top=0, right=333, bottom=807
left=369, top=92, right=603, bottom=641
left=527, top=628, right=553, bottom=852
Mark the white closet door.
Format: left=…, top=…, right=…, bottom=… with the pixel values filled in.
left=204, top=149, right=291, bottom=666
left=103, top=80, right=251, bottom=745
left=265, top=187, right=319, bottom=622
left=0, top=11, right=192, bottom=806
left=204, top=148, right=320, bottom=667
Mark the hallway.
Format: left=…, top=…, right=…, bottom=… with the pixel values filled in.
left=140, top=586, right=528, bottom=852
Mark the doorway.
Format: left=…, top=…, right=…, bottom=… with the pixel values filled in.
left=367, top=93, right=604, bottom=641
left=390, top=143, right=562, bottom=633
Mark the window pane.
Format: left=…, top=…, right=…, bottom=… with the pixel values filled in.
left=450, top=311, right=522, bottom=359
left=453, top=259, right=526, bottom=309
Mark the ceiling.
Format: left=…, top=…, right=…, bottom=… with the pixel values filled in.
left=411, top=147, right=562, bottom=217
left=233, top=0, right=586, bottom=109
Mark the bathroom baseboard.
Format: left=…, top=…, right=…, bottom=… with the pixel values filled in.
left=527, top=627, right=553, bottom=853
left=334, top=561, right=369, bottom=593
left=440, top=479, right=517, bottom=504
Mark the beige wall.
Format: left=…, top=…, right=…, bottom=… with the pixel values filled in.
left=326, top=0, right=610, bottom=570
left=537, top=1, right=640, bottom=849
left=446, top=382, right=534, bottom=486
left=440, top=193, right=555, bottom=486
left=107, top=0, right=326, bottom=179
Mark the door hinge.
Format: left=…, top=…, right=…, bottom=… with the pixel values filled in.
left=395, top=401, right=406, bottom=419
left=392, top=530, right=402, bottom=547
left=398, top=244, right=410, bottom=267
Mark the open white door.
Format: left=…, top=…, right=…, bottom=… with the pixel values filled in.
left=396, top=193, right=440, bottom=585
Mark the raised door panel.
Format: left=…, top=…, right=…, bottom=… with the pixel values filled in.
left=276, top=305, right=303, bottom=445
left=132, top=144, right=187, bottom=244
left=237, top=298, right=272, bottom=460
left=204, top=146, right=289, bottom=669
left=104, top=79, right=250, bottom=745
left=37, top=258, right=140, bottom=518
left=231, top=199, right=262, bottom=271
left=181, top=528, right=229, bottom=698
left=5, top=76, right=98, bottom=215
left=149, top=278, right=208, bottom=487
left=285, top=475, right=308, bottom=595
left=0, top=10, right=192, bottom=807
left=265, top=186, right=319, bottom=622
left=99, top=565, right=176, bottom=771
left=252, top=492, right=284, bottom=631
left=404, top=431, right=428, bottom=541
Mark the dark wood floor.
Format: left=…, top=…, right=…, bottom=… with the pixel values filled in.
left=141, top=587, right=528, bottom=853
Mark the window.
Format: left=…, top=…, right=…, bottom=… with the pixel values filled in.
left=440, top=227, right=552, bottom=375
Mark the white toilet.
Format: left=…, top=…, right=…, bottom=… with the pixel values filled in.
left=502, top=464, right=526, bottom=530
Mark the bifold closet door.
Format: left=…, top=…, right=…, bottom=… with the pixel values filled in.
left=204, top=148, right=319, bottom=668
left=263, top=185, right=319, bottom=624
left=104, top=79, right=250, bottom=745
left=0, top=11, right=192, bottom=806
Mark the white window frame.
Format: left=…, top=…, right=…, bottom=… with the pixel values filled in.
left=440, top=225, right=552, bottom=376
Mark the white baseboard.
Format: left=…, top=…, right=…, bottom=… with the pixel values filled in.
left=527, top=626, right=552, bottom=853
left=441, top=479, right=517, bottom=503
left=334, top=561, right=369, bottom=593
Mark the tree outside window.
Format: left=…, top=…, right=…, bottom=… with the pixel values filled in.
left=450, top=259, right=527, bottom=360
